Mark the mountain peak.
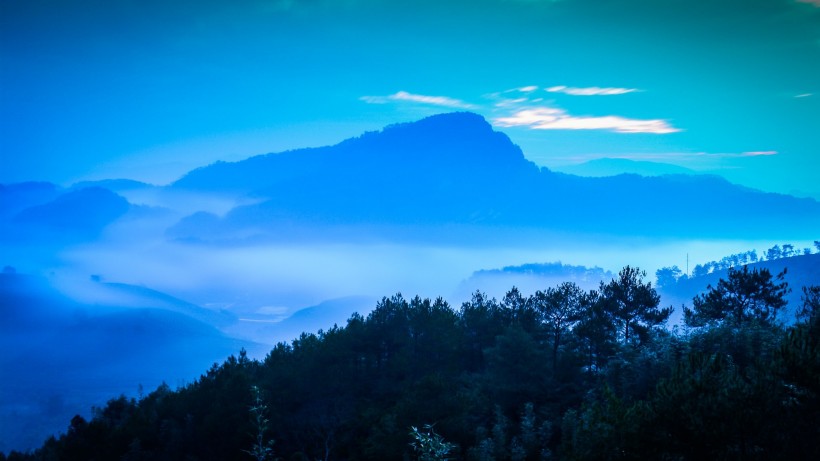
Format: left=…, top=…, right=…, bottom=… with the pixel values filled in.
left=173, top=112, right=533, bottom=193
left=384, top=111, right=493, bottom=136
left=345, top=111, right=525, bottom=166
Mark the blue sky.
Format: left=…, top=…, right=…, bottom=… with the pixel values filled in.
left=2, top=0, right=819, bottom=198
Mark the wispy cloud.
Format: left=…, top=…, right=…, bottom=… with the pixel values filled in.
left=360, top=91, right=476, bottom=109
left=546, top=85, right=639, bottom=96
left=795, top=93, right=813, bottom=98
left=494, top=108, right=680, bottom=134
left=493, top=97, right=529, bottom=108
left=741, top=151, right=778, bottom=157
left=797, top=0, right=820, bottom=7
left=363, top=87, right=678, bottom=134
left=627, top=151, right=778, bottom=160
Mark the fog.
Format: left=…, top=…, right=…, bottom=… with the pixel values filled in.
left=2, top=185, right=816, bottom=453
left=5, top=185, right=812, bottom=323
left=50, top=209, right=811, bottom=317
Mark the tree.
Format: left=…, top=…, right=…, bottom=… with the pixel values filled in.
left=796, top=285, right=820, bottom=328
left=650, top=352, right=782, bottom=460
left=655, top=266, right=682, bottom=290
left=532, top=282, right=585, bottom=371
left=244, top=386, right=275, bottom=461
left=409, top=424, right=455, bottom=461
left=782, top=243, right=795, bottom=258
left=599, top=266, right=671, bottom=344
left=502, top=287, right=539, bottom=333
left=458, top=291, right=504, bottom=372
left=684, top=266, right=790, bottom=327
left=573, top=290, right=617, bottom=373
left=765, top=244, right=782, bottom=261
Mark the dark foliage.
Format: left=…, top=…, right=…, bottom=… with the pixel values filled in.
left=684, top=266, right=789, bottom=327
left=7, top=268, right=820, bottom=460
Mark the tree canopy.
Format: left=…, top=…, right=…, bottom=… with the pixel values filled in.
left=5, top=267, right=819, bottom=461
left=684, top=265, right=790, bottom=327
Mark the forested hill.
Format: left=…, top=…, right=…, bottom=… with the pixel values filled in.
left=658, top=252, right=820, bottom=321
left=8, top=267, right=819, bottom=461
left=166, top=112, right=820, bottom=241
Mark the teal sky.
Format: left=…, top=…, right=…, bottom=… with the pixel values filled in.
left=2, top=0, right=819, bottom=198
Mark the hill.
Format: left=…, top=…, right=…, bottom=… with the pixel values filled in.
left=455, top=262, right=613, bottom=301
left=5, top=187, right=130, bottom=242
left=0, top=272, right=260, bottom=453
left=553, top=157, right=697, bottom=177
left=0, top=182, right=62, bottom=219
left=9, top=280, right=819, bottom=460
left=223, top=295, right=376, bottom=346
left=658, top=253, right=820, bottom=323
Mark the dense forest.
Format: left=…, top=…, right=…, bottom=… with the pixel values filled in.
left=4, top=266, right=819, bottom=461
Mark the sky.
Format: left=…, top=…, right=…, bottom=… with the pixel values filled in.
left=2, top=0, right=819, bottom=198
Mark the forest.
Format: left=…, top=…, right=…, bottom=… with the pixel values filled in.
left=4, top=265, right=819, bottom=461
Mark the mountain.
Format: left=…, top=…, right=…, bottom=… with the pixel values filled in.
left=554, top=157, right=697, bottom=177
left=9, top=187, right=130, bottom=241
left=75, top=281, right=238, bottom=329
left=0, top=182, right=61, bottom=219
left=173, top=112, right=532, bottom=196
left=70, top=178, right=155, bottom=193
left=225, top=296, right=376, bottom=345
left=0, top=272, right=259, bottom=453
left=167, top=112, right=820, bottom=243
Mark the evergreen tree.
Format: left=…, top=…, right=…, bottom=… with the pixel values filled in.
left=684, top=266, right=789, bottom=327
left=599, top=266, right=671, bottom=345
left=532, top=282, right=585, bottom=372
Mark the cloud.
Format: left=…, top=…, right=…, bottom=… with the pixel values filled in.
left=546, top=85, right=639, bottom=96
left=795, top=93, right=813, bottom=98
left=797, top=0, right=820, bottom=7
left=494, top=108, right=680, bottom=134
left=741, top=151, right=778, bottom=157
left=360, top=91, right=477, bottom=109
left=493, top=97, right=529, bottom=108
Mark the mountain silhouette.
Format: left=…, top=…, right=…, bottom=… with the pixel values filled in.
left=0, top=271, right=261, bottom=453
left=0, top=182, right=61, bottom=219
left=168, top=112, right=820, bottom=241
left=554, top=157, right=697, bottom=177
left=12, top=187, right=130, bottom=239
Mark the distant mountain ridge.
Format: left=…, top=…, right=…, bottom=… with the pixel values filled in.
left=166, top=112, right=820, bottom=242
left=553, top=157, right=697, bottom=178
left=1, top=186, right=130, bottom=244
left=455, top=262, right=615, bottom=301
